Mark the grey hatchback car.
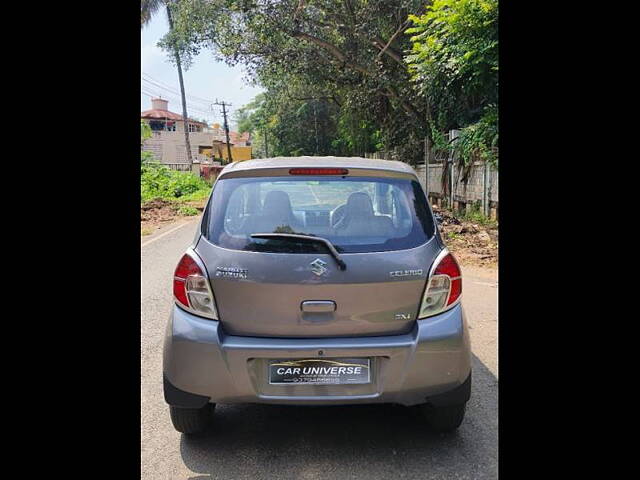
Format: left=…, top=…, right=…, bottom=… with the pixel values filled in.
left=163, top=157, right=471, bottom=434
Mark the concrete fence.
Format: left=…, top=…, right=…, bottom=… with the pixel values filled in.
left=365, top=130, right=498, bottom=219
left=364, top=151, right=397, bottom=160
left=149, top=162, right=192, bottom=172
left=415, top=161, right=498, bottom=219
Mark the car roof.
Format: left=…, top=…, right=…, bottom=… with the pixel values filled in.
left=219, top=156, right=417, bottom=176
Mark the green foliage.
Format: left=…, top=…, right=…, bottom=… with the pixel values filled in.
left=430, top=126, right=451, bottom=153
left=447, top=231, right=460, bottom=241
left=332, top=100, right=383, bottom=156
left=141, top=163, right=211, bottom=203
left=234, top=81, right=399, bottom=159
left=406, top=0, right=498, bottom=129
left=161, top=0, right=430, bottom=164
left=158, top=0, right=497, bottom=167
left=454, top=105, right=498, bottom=167
left=178, top=187, right=212, bottom=203
left=233, top=93, right=274, bottom=157
left=407, top=0, right=498, bottom=169
left=141, top=0, right=165, bottom=28
left=141, top=150, right=156, bottom=166
left=234, top=94, right=267, bottom=134
left=428, top=106, right=498, bottom=167
left=141, top=121, right=156, bottom=167
left=141, top=120, right=152, bottom=143
left=177, top=205, right=200, bottom=216
left=459, top=202, right=498, bottom=227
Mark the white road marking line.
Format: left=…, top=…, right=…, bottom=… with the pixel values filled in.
left=141, top=221, right=196, bottom=248
left=307, top=184, right=321, bottom=204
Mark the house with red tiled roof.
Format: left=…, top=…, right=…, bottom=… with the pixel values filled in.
left=141, top=98, right=251, bottom=164
left=229, top=130, right=251, bottom=146
left=141, top=98, right=208, bottom=133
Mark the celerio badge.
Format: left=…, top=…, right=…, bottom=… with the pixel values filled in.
left=389, top=269, right=423, bottom=278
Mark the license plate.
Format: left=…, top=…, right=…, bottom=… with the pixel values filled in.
left=269, top=358, right=371, bottom=385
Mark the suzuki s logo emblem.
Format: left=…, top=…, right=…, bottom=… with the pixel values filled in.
left=310, top=258, right=328, bottom=276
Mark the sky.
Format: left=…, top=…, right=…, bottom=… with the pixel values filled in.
left=141, top=9, right=263, bottom=129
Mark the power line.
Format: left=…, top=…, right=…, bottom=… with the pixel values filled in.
left=141, top=83, right=214, bottom=114
left=141, top=73, right=216, bottom=105
left=141, top=87, right=215, bottom=118
left=141, top=79, right=221, bottom=118
left=142, top=73, right=241, bottom=126
left=143, top=73, right=216, bottom=104
left=141, top=78, right=212, bottom=109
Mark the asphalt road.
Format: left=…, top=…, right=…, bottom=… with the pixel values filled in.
left=141, top=220, right=498, bottom=479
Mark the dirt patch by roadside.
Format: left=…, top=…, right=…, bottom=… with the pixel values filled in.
left=141, top=199, right=204, bottom=236
left=433, top=205, right=498, bottom=268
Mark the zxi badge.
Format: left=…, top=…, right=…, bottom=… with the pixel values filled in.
left=310, top=258, right=328, bottom=276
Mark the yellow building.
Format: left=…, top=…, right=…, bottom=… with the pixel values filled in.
left=212, top=142, right=252, bottom=162
left=211, top=124, right=253, bottom=162
left=230, top=146, right=252, bottom=162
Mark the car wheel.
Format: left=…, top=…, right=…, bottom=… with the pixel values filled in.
left=169, top=404, right=215, bottom=434
left=422, top=403, right=466, bottom=433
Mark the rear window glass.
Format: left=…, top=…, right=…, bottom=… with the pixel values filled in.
left=204, top=175, right=434, bottom=253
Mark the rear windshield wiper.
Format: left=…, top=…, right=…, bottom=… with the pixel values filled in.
left=250, top=233, right=347, bottom=271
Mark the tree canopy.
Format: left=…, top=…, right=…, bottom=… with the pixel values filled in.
left=160, top=0, right=498, bottom=166
left=406, top=0, right=498, bottom=166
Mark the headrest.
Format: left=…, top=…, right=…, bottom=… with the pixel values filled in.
left=345, top=192, right=374, bottom=218
left=262, top=190, right=294, bottom=220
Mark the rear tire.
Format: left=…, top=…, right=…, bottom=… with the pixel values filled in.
left=169, top=404, right=215, bottom=434
left=423, top=403, right=466, bottom=433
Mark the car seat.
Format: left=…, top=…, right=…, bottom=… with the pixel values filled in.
left=333, top=192, right=394, bottom=237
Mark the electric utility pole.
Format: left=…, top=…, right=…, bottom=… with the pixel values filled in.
left=213, top=100, right=233, bottom=164
left=263, top=126, right=269, bottom=158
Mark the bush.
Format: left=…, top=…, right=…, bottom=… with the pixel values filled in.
left=141, top=163, right=211, bottom=203
left=178, top=205, right=200, bottom=216
left=141, top=150, right=155, bottom=164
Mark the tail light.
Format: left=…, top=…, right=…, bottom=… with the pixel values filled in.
left=173, top=252, right=218, bottom=319
left=419, top=249, right=462, bottom=318
left=289, top=168, right=348, bottom=175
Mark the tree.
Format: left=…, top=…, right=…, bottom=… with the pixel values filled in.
left=233, top=93, right=272, bottom=158
left=161, top=0, right=498, bottom=168
left=406, top=0, right=498, bottom=167
left=161, top=0, right=431, bottom=164
left=141, top=0, right=193, bottom=164
left=140, top=0, right=163, bottom=25
left=141, top=120, right=156, bottom=167
left=141, top=120, right=152, bottom=144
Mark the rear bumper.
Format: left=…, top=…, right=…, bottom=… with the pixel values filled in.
left=163, top=303, right=471, bottom=407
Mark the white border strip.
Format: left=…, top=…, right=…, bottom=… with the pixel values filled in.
left=141, top=221, right=195, bottom=248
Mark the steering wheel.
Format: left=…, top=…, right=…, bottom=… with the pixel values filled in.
left=330, top=204, right=347, bottom=228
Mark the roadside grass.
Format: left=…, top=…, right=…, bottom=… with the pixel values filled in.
left=176, top=188, right=211, bottom=204
left=177, top=205, right=200, bottom=216
left=439, top=202, right=498, bottom=229
left=141, top=162, right=211, bottom=211
left=460, top=209, right=498, bottom=228
left=447, top=231, right=461, bottom=241
left=140, top=163, right=211, bottom=237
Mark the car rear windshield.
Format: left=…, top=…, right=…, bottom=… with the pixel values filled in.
left=204, top=175, right=434, bottom=254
